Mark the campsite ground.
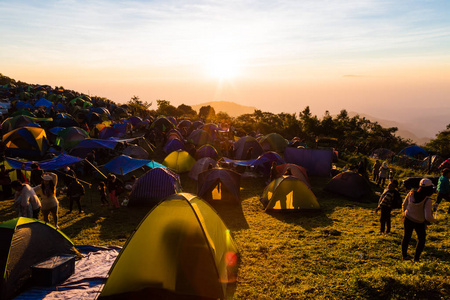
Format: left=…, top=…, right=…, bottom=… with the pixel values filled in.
left=1, top=162, right=449, bottom=299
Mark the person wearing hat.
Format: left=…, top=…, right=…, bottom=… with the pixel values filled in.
left=34, top=172, right=59, bottom=228
left=401, top=178, right=437, bottom=262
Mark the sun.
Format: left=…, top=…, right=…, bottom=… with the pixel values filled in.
left=205, top=55, right=241, bottom=80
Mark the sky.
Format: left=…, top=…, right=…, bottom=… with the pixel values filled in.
left=1, top=0, right=450, bottom=137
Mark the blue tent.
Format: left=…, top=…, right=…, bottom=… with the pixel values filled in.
left=128, top=167, right=181, bottom=206
left=69, top=138, right=123, bottom=158
left=6, top=154, right=82, bottom=171
left=15, top=101, right=33, bottom=109
left=34, top=98, right=54, bottom=108
left=399, top=146, right=428, bottom=158
left=56, top=103, right=66, bottom=111
left=103, top=155, right=165, bottom=176
left=163, top=138, right=186, bottom=154
left=49, top=127, right=65, bottom=135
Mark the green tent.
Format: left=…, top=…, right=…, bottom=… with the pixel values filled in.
left=99, top=193, right=239, bottom=300
left=0, top=218, right=80, bottom=300
left=10, top=109, right=36, bottom=118
left=261, top=176, right=320, bottom=211
left=258, top=133, right=288, bottom=153
left=57, top=126, right=90, bottom=149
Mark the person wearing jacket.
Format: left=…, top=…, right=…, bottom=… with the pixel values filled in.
left=434, top=168, right=450, bottom=213
left=375, top=180, right=400, bottom=233
left=377, top=162, right=389, bottom=187
left=401, top=178, right=437, bottom=262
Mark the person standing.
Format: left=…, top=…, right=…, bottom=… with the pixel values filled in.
left=372, top=160, right=381, bottom=183
left=375, top=180, right=399, bottom=233
left=107, top=174, right=122, bottom=209
left=62, top=166, right=76, bottom=188
left=0, top=165, right=14, bottom=199
left=434, top=168, right=450, bottom=214
left=67, top=179, right=85, bottom=214
left=401, top=178, right=437, bottom=262
left=377, top=162, right=389, bottom=187
left=34, top=173, right=59, bottom=228
left=97, top=181, right=109, bottom=206
left=11, top=180, right=41, bottom=218
left=30, top=163, right=44, bottom=187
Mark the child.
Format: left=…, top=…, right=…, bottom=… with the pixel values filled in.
left=375, top=180, right=399, bottom=233
left=97, top=182, right=109, bottom=206
left=434, top=168, right=450, bottom=213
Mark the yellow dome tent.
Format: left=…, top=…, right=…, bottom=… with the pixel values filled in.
left=99, top=193, right=239, bottom=300
left=261, top=176, right=320, bottom=211
left=162, top=150, right=196, bottom=173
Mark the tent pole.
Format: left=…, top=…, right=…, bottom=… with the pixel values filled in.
left=84, top=158, right=107, bottom=179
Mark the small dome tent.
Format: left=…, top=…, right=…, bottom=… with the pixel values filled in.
left=197, top=168, right=241, bottom=203
left=128, top=167, right=181, bottom=206
left=276, top=163, right=311, bottom=188
left=324, top=171, right=372, bottom=199
left=261, top=176, right=319, bottom=211
left=258, top=133, right=288, bottom=153
left=163, top=150, right=196, bottom=173
left=234, top=136, right=264, bottom=160
left=0, top=218, right=80, bottom=300
left=2, top=126, right=50, bottom=159
left=99, top=193, right=239, bottom=300
left=188, top=157, right=217, bottom=181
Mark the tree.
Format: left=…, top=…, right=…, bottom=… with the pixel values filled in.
left=198, top=105, right=215, bottom=121
left=426, top=124, right=450, bottom=157
left=177, top=104, right=197, bottom=118
left=127, top=95, right=152, bottom=117
left=214, top=111, right=233, bottom=128
left=156, top=99, right=177, bottom=117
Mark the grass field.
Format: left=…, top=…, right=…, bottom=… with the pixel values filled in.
left=1, top=161, right=449, bottom=299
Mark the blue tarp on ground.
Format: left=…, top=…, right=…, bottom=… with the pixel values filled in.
left=6, top=154, right=82, bottom=171
left=15, top=246, right=120, bottom=300
left=103, top=155, right=166, bottom=175
left=284, top=147, right=332, bottom=177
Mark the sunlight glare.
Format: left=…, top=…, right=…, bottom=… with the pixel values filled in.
left=205, top=54, right=241, bottom=80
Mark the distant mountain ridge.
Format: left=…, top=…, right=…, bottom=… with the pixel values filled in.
left=345, top=112, right=431, bottom=146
